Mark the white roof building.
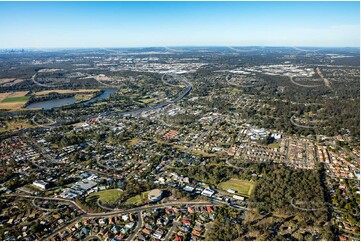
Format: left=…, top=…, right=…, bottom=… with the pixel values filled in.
left=201, top=188, right=215, bottom=197
left=183, top=186, right=195, bottom=192
left=33, top=180, right=49, bottom=190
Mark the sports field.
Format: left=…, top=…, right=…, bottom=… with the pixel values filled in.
left=218, top=179, right=255, bottom=197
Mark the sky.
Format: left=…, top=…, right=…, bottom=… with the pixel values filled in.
left=0, top=1, right=359, bottom=48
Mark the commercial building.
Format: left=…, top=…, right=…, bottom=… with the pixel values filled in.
left=201, top=188, right=215, bottom=197
left=32, top=180, right=49, bottom=190
left=148, top=189, right=163, bottom=202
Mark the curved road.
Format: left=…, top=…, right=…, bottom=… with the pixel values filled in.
left=32, top=74, right=193, bottom=128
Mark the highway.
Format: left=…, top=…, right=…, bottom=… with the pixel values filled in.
left=30, top=74, right=193, bottom=128
left=289, top=75, right=322, bottom=88
left=112, top=75, right=192, bottom=117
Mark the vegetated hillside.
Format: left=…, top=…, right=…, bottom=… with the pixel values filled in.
left=243, top=164, right=335, bottom=240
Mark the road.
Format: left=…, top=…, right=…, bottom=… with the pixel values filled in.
left=40, top=201, right=217, bottom=240
left=85, top=235, right=100, bottom=241
left=290, top=114, right=314, bottom=129
left=3, top=194, right=86, bottom=213
left=31, top=198, right=65, bottom=212
left=30, top=74, right=193, bottom=128
left=164, top=216, right=181, bottom=241
left=316, top=67, right=332, bottom=89
left=111, top=75, right=192, bottom=118
left=85, top=201, right=216, bottom=217
left=0, top=74, right=193, bottom=143
left=127, top=211, right=142, bottom=241
left=289, top=75, right=322, bottom=88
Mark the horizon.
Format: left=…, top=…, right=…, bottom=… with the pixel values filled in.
left=1, top=45, right=360, bottom=50
left=0, top=1, right=359, bottom=48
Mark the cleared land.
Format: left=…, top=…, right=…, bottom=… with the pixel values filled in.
left=72, top=122, right=87, bottom=127
left=0, top=91, right=29, bottom=101
left=0, top=78, right=24, bottom=86
left=0, top=78, right=16, bottom=84
left=0, top=120, right=34, bottom=133
left=191, top=149, right=217, bottom=157
left=34, top=89, right=100, bottom=96
left=86, top=189, right=124, bottom=203
left=139, top=97, right=157, bottom=104
left=128, top=138, right=143, bottom=146
left=218, top=179, right=255, bottom=197
left=2, top=96, right=29, bottom=102
left=74, top=93, right=97, bottom=101
left=0, top=91, right=30, bottom=110
left=0, top=93, right=9, bottom=102
left=268, top=142, right=280, bottom=149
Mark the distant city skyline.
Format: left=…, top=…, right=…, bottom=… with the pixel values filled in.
left=0, top=1, right=359, bottom=48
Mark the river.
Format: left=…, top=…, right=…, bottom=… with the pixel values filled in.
left=25, top=89, right=116, bottom=110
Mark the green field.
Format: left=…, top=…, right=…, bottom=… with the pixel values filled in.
left=86, top=189, right=124, bottom=203
left=128, top=138, right=143, bottom=146
left=139, top=98, right=157, bottom=104
left=2, top=96, right=29, bottom=102
left=125, top=191, right=149, bottom=205
left=268, top=142, right=280, bottom=148
left=218, top=179, right=255, bottom=197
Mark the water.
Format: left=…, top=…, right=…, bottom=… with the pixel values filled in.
left=26, top=89, right=116, bottom=110
left=25, top=97, right=78, bottom=110
left=83, top=89, right=116, bottom=104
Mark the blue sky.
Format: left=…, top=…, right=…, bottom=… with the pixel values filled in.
left=0, top=1, right=359, bottom=48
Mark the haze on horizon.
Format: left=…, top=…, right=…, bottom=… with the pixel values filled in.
left=0, top=1, right=359, bottom=49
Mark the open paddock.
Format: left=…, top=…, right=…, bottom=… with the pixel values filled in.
left=0, top=78, right=16, bottom=84
left=218, top=179, right=255, bottom=197
left=0, top=91, right=30, bottom=110
left=34, top=89, right=100, bottom=96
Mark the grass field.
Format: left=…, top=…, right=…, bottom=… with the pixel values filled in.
left=0, top=91, right=30, bottom=110
left=0, top=78, right=24, bottom=86
left=72, top=122, right=87, bottom=127
left=0, top=78, right=16, bottom=84
left=86, top=189, right=124, bottom=203
left=139, top=97, right=157, bottom=104
left=34, top=89, right=100, bottom=96
left=74, top=93, right=96, bottom=101
left=0, top=91, right=29, bottom=101
left=218, top=179, right=255, bottom=197
left=173, top=144, right=187, bottom=150
left=191, top=149, right=218, bottom=157
left=128, top=138, right=143, bottom=146
left=0, top=120, right=34, bottom=133
left=125, top=191, right=149, bottom=206
left=2, top=96, right=29, bottom=102
left=268, top=142, right=280, bottom=149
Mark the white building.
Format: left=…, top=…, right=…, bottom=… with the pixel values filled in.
left=148, top=189, right=163, bottom=202
left=183, top=186, right=195, bottom=192
left=201, top=188, right=215, bottom=197
left=227, top=189, right=236, bottom=194
left=233, top=195, right=245, bottom=201
left=32, top=180, right=49, bottom=190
